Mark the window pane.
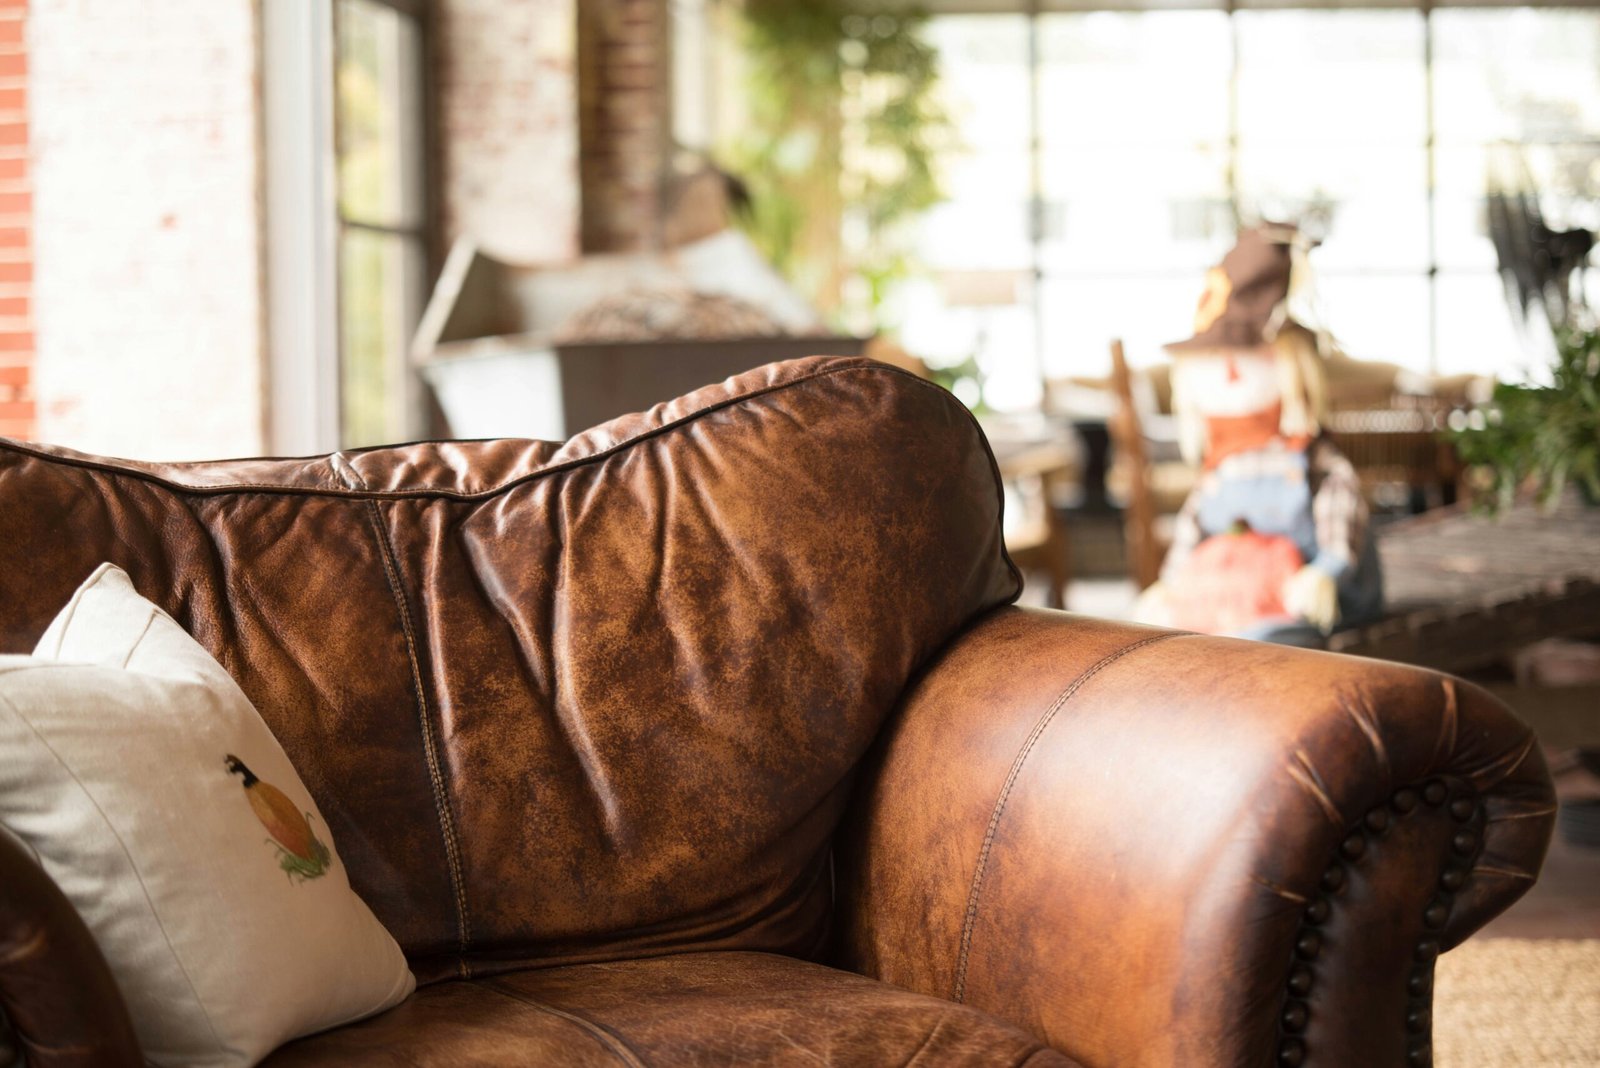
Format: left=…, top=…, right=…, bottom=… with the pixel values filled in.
left=920, top=148, right=1033, bottom=271
left=1038, top=12, right=1231, bottom=148
left=340, top=229, right=423, bottom=448
left=1434, top=272, right=1530, bottom=379
left=1236, top=11, right=1426, bottom=146
left=926, top=16, right=1031, bottom=152
left=1433, top=10, right=1600, bottom=145
left=1315, top=274, right=1431, bottom=373
left=1040, top=275, right=1208, bottom=381
left=337, top=0, right=425, bottom=228
left=1234, top=146, right=1428, bottom=272
left=1039, top=147, right=1230, bottom=274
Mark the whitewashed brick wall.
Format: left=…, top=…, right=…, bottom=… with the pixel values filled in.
left=30, top=0, right=265, bottom=461
left=437, top=0, right=579, bottom=265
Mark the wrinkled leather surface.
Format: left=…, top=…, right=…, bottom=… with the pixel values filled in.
left=0, top=355, right=1557, bottom=1067
left=264, top=951, right=1078, bottom=1066
left=0, top=357, right=1019, bottom=986
left=0, top=830, right=140, bottom=1067
left=834, top=607, right=1556, bottom=1068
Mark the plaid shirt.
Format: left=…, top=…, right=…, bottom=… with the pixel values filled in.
left=1162, top=437, right=1369, bottom=584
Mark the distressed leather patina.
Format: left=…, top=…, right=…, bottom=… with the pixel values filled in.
left=0, top=356, right=1555, bottom=1067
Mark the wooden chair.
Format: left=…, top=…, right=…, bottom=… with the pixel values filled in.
left=1107, top=340, right=1165, bottom=590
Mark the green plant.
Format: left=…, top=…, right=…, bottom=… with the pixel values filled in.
left=723, top=1, right=951, bottom=329
left=1451, top=325, right=1600, bottom=512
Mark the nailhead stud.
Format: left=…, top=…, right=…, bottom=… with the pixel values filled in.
left=1407, top=969, right=1432, bottom=997
left=1365, top=807, right=1391, bottom=832
left=1321, top=864, right=1346, bottom=892
left=1440, top=869, right=1467, bottom=891
left=1393, top=788, right=1419, bottom=813
left=1341, top=834, right=1367, bottom=860
left=1278, top=1038, right=1306, bottom=1067
left=1449, top=798, right=1476, bottom=822
left=1305, top=897, right=1331, bottom=925
left=1295, top=932, right=1322, bottom=960
left=1452, top=831, right=1478, bottom=856
left=1424, top=901, right=1450, bottom=929
left=1424, top=781, right=1448, bottom=805
left=1288, top=965, right=1314, bottom=997
left=1407, top=1007, right=1432, bottom=1034
left=1416, top=939, right=1440, bottom=963
left=1408, top=1042, right=1432, bottom=1067
left=1281, top=1001, right=1309, bottom=1033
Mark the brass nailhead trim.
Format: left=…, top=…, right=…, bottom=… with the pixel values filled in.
left=1277, top=780, right=1484, bottom=1068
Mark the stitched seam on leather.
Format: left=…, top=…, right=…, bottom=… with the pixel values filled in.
left=480, top=979, right=649, bottom=1068
left=0, top=362, right=987, bottom=502
left=359, top=494, right=474, bottom=969
left=951, top=631, right=1180, bottom=1003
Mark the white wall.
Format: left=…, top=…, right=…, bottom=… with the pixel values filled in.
left=31, top=0, right=265, bottom=461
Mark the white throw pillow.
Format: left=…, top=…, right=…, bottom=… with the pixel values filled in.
left=0, top=563, right=414, bottom=1067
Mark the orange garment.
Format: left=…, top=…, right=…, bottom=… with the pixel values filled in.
left=1202, top=403, right=1308, bottom=468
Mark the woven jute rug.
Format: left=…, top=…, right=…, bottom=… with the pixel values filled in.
left=1435, top=938, right=1600, bottom=1067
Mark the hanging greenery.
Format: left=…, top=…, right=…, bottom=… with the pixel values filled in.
left=722, top=1, right=952, bottom=331
left=1451, top=324, right=1600, bottom=513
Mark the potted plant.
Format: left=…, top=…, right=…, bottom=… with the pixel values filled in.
left=1451, top=324, right=1600, bottom=512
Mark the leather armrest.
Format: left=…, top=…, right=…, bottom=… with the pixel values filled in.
left=833, top=607, right=1555, bottom=1068
left=0, top=831, right=140, bottom=1067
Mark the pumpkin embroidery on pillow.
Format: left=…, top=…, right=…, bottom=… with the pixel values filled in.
left=225, top=755, right=332, bottom=883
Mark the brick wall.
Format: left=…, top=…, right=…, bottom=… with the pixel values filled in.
left=0, top=0, right=30, bottom=441
left=436, top=0, right=581, bottom=264
left=29, top=0, right=265, bottom=461
left=577, top=0, right=669, bottom=253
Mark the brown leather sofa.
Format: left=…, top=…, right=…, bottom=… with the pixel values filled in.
left=0, top=357, right=1555, bottom=1067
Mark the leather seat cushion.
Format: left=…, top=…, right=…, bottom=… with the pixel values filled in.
left=263, top=952, right=1077, bottom=1067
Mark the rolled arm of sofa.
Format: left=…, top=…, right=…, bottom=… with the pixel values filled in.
left=0, top=831, right=140, bottom=1067
left=832, top=607, right=1555, bottom=1068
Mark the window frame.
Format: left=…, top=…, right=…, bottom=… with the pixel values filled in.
left=864, top=1, right=1600, bottom=392
left=263, top=0, right=437, bottom=454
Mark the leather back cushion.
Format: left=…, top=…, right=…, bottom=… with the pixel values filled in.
left=0, top=357, right=1018, bottom=981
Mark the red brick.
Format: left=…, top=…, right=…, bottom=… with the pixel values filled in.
left=0, top=365, right=27, bottom=387
left=0, top=190, right=28, bottom=215
left=0, top=87, right=21, bottom=113
left=0, top=295, right=28, bottom=317
left=0, top=157, right=23, bottom=182
left=0, top=53, right=25, bottom=79
left=0, top=226, right=26, bottom=249
left=0, top=399, right=34, bottom=420
left=0, top=120, right=24, bottom=147
left=0, top=20, right=21, bottom=47
left=0, top=330, right=28, bottom=351
left=0, top=261, right=29, bottom=284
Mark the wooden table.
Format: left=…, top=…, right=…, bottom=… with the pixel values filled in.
left=1330, top=492, right=1600, bottom=747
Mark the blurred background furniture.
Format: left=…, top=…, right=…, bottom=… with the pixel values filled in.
left=1331, top=490, right=1600, bottom=751
left=983, top=416, right=1080, bottom=609
left=413, top=235, right=866, bottom=440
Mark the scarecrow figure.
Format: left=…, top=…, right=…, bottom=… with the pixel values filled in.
left=1136, top=224, right=1383, bottom=647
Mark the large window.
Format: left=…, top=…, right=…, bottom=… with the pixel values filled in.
left=897, top=6, right=1600, bottom=410
left=334, top=0, right=428, bottom=447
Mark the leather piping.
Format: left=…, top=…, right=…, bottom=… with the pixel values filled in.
left=951, top=632, right=1180, bottom=1003
left=334, top=455, right=474, bottom=971
left=0, top=363, right=1001, bottom=503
